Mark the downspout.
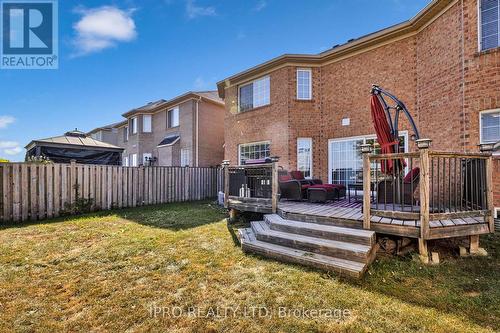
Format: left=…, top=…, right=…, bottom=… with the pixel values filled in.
left=196, top=96, right=201, bottom=167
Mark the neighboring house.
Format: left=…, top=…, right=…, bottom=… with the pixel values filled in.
left=117, top=91, right=225, bottom=167
left=25, top=129, right=124, bottom=165
left=217, top=0, right=500, bottom=214
left=87, top=121, right=127, bottom=147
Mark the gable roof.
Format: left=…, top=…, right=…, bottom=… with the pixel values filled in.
left=216, top=0, right=455, bottom=98
left=122, top=91, right=224, bottom=118
left=87, top=120, right=128, bottom=135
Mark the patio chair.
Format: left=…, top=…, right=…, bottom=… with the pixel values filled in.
left=377, top=167, right=420, bottom=205
left=278, top=173, right=309, bottom=201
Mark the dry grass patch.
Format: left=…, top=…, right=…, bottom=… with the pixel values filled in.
left=0, top=201, right=498, bottom=332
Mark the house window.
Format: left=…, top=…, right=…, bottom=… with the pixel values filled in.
left=297, top=69, right=312, bottom=100
left=480, top=0, right=500, bottom=51
left=328, top=134, right=407, bottom=185
left=297, top=138, right=313, bottom=178
left=480, top=109, right=500, bottom=143
left=123, top=156, right=129, bottom=167
left=143, top=115, right=152, bottom=133
left=167, top=107, right=180, bottom=128
left=143, top=153, right=152, bottom=166
left=238, top=141, right=271, bottom=165
left=124, top=126, right=129, bottom=142
left=130, top=154, right=137, bottom=167
left=131, top=117, right=137, bottom=134
left=238, top=76, right=270, bottom=112
left=181, top=149, right=191, bottom=166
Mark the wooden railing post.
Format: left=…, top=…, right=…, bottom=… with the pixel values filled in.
left=479, top=143, right=495, bottom=233
left=417, top=139, right=432, bottom=243
left=361, top=144, right=373, bottom=230
left=222, top=160, right=230, bottom=208
left=270, top=156, right=280, bottom=214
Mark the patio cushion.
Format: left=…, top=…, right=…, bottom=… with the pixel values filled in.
left=403, top=167, right=420, bottom=183
left=301, top=184, right=311, bottom=190
left=279, top=174, right=293, bottom=182
left=309, top=184, right=335, bottom=192
left=290, top=170, right=305, bottom=180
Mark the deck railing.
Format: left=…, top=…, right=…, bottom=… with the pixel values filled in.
left=223, top=158, right=280, bottom=212
left=362, top=139, right=495, bottom=239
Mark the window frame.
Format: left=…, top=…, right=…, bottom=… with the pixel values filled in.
left=479, top=108, right=500, bottom=144
left=123, top=156, right=129, bottom=167
left=238, top=140, right=271, bottom=165
left=180, top=148, right=191, bottom=167
left=238, top=76, right=270, bottom=112
left=327, top=132, right=409, bottom=184
left=296, top=68, right=312, bottom=100
left=131, top=117, right=137, bottom=134
left=124, top=126, right=129, bottom=142
left=167, top=107, right=180, bottom=128
left=130, top=154, right=137, bottom=167
left=478, top=0, right=500, bottom=51
left=143, top=115, right=152, bottom=133
left=297, top=137, right=313, bottom=179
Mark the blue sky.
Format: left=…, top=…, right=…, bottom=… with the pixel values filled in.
left=0, top=0, right=430, bottom=161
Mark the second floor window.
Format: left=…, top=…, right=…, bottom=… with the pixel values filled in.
left=168, top=107, right=179, bottom=128
left=239, top=76, right=270, bottom=112
left=143, top=115, right=152, bottom=133
left=480, top=0, right=499, bottom=51
left=131, top=117, right=137, bottom=134
left=124, top=126, right=129, bottom=141
left=297, top=69, right=312, bottom=100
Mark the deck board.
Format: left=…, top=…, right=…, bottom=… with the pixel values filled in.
left=231, top=198, right=489, bottom=238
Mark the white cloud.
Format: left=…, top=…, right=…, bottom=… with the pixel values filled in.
left=0, top=116, right=15, bottom=129
left=0, top=141, right=19, bottom=149
left=4, top=147, right=22, bottom=156
left=254, top=0, right=267, bottom=12
left=186, top=0, right=216, bottom=19
left=72, top=6, right=137, bottom=56
left=0, top=141, right=22, bottom=157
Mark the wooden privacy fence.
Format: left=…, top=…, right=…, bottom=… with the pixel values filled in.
left=0, top=162, right=224, bottom=223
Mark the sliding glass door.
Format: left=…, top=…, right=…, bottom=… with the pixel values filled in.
left=328, top=133, right=407, bottom=185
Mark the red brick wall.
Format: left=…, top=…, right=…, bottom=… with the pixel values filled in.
left=223, top=0, right=500, bottom=209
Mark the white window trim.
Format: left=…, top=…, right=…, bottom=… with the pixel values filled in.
left=238, top=76, right=271, bottom=112
left=124, top=126, right=129, bottom=141
left=327, top=132, right=409, bottom=184
left=167, top=107, right=180, bottom=128
left=143, top=115, right=152, bottom=133
left=238, top=140, right=271, bottom=165
left=180, top=148, right=191, bottom=167
left=131, top=117, right=137, bottom=134
left=479, top=109, right=500, bottom=154
left=297, top=137, right=313, bottom=178
left=478, top=0, right=500, bottom=51
left=130, top=154, right=137, bottom=167
left=296, top=68, right=312, bottom=100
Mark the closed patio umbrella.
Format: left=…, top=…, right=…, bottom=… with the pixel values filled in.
left=370, top=94, right=405, bottom=174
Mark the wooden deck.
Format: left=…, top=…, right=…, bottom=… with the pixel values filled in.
left=228, top=197, right=491, bottom=239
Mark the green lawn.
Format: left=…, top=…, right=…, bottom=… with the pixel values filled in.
left=0, top=201, right=498, bottom=332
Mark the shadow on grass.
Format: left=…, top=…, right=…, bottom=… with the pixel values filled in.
left=356, top=233, right=500, bottom=330
left=0, top=200, right=228, bottom=232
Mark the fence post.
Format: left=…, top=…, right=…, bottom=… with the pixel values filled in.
left=70, top=159, right=77, bottom=205
left=417, top=139, right=432, bottom=262
left=270, top=156, right=280, bottom=214
left=222, top=160, right=230, bottom=208
left=361, top=144, right=372, bottom=230
left=479, top=143, right=495, bottom=233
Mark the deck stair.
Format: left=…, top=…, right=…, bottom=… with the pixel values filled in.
left=238, top=214, right=378, bottom=278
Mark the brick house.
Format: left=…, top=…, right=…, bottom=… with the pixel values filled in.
left=217, top=0, right=500, bottom=217
left=91, top=91, right=225, bottom=167
left=87, top=120, right=127, bottom=147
